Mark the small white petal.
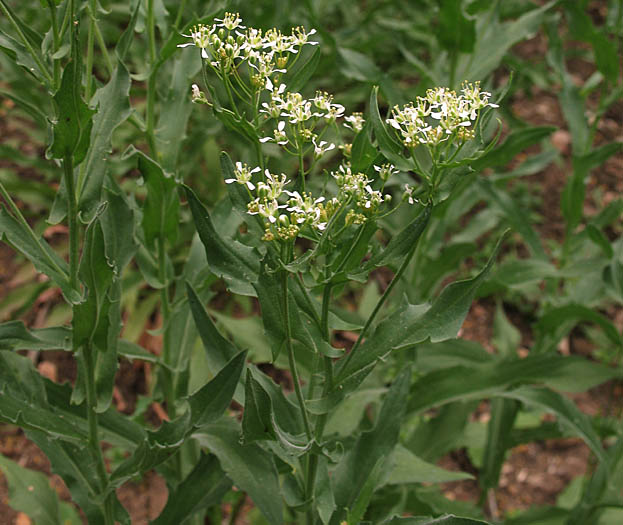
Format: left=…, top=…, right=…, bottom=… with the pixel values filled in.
left=246, top=181, right=256, bottom=190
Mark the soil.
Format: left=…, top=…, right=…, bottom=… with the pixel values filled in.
left=1, top=9, right=622, bottom=525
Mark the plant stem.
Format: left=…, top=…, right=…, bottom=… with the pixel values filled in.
left=146, top=0, right=158, bottom=156
left=85, top=2, right=96, bottom=100
left=340, top=222, right=424, bottom=375
left=83, top=344, right=115, bottom=524
left=63, top=155, right=79, bottom=291
left=45, top=0, right=60, bottom=88
left=282, top=270, right=312, bottom=439
left=174, top=0, right=187, bottom=29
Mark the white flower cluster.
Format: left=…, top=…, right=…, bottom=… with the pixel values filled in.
left=387, top=81, right=498, bottom=147
left=178, top=13, right=317, bottom=89
left=332, top=163, right=392, bottom=223
left=259, top=90, right=344, bottom=155
left=225, top=160, right=396, bottom=242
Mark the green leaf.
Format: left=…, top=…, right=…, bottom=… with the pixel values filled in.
left=492, top=302, right=521, bottom=357
left=0, top=206, right=79, bottom=303
left=369, top=86, right=412, bottom=171
left=283, top=45, right=321, bottom=93
left=333, top=368, right=411, bottom=517
left=0, top=454, right=81, bottom=525
left=437, top=0, right=476, bottom=53
left=152, top=453, right=231, bottom=525
left=128, top=147, right=179, bottom=248
left=384, top=444, right=473, bottom=485
left=27, top=430, right=129, bottom=525
left=195, top=418, right=284, bottom=525
left=498, top=386, right=606, bottom=463
left=155, top=50, right=201, bottom=172
left=479, top=398, right=519, bottom=490
left=79, top=61, right=132, bottom=221
left=0, top=321, right=71, bottom=350
left=535, top=303, right=623, bottom=354
left=353, top=204, right=431, bottom=276
left=72, top=217, right=119, bottom=412
left=465, top=2, right=555, bottom=80
left=338, top=47, right=382, bottom=83
left=48, top=56, right=95, bottom=164
left=242, top=370, right=277, bottom=443
left=110, top=351, right=245, bottom=486
left=470, top=126, right=556, bottom=172
left=338, top=233, right=505, bottom=385
left=351, top=122, right=379, bottom=173
left=0, top=351, right=86, bottom=442
left=184, top=185, right=260, bottom=296
left=384, top=516, right=493, bottom=525
left=407, top=354, right=619, bottom=415
left=478, top=179, right=547, bottom=259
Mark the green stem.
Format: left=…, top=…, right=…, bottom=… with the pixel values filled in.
left=0, top=0, right=53, bottom=85
left=83, top=344, right=115, bottom=524
left=145, top=0, right=158, bottom=156
left=282, top=271, right=312, bottom=439
left=85, top=7, right=95, bottom=100
left=45, top=0, right=60, bottom=88
left=174, top=0, right=187, bottom=29
left=63, top=155, right=79, bottom=291
left=340, top=222, right=425, bottom=375
left=93, top=18, right=114, bottom=76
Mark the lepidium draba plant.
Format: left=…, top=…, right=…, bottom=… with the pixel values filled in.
left=177, top=13, right=506, bottom=525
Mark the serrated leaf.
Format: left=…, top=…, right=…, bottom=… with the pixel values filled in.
left=0, top=454, right=82, bottom=525
left=195, top=418, right=284, bottom=525
left=184, top=185, right=260, bottom=296
left=79, top=61, right=132, bottom=221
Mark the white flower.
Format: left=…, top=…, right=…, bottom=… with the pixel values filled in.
left=344, top=113, right=365, bottom=132
left=312, top=138, right=335, bottom=157
left=214, top=12, right=245, bottom=31
left=224, top=162, right=260, bottom=190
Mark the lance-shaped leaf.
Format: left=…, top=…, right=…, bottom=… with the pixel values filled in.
left=332, top=367, right=411, bottom=521
left=383, top=516, right=493, bottom=525
left=79, top=61, right=132, bottom=221
left=338, top=233, right=505, bottom=385
left=195, top=418, right=284, bottom=525
left=184, top=185, right=260, bottom=296
left=407, top=353, right=619, bottom=415
left=282, top=45, right=321, bottom=93
left=370, top=86, right=412, bottom=171
left=152, top=453, right=231, bottom=525
left=241, top=370, right=311, bottom=456
left=351, top=122, right=379, bottom=173
left=0, top=321, right=71, bottom=350
left=0, top=351, right=86, bottom=442
left=48, top=52, right=95, bottom=164
left=0, top=206, right=79, bottom=303
left=436, top=0, right=476, bottom=54
left=110, top=351, right=245, bottom=486
left=470, top=126, right=556, bottom=172
left=0, top=454, right=82, bottom=525
left=27, top=430, right=130, bottom=525
left=127, top=147, right=179, bottom=248
left=72, top=216, right=119, bottom=412
left=350, top=204, right=431, bottom=279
